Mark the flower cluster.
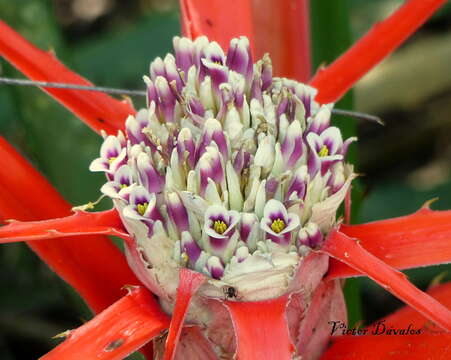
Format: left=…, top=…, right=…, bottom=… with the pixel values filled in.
left=90, top=36, right=355, bottom=303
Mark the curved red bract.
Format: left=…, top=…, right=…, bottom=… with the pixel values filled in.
left=0, top=21, right=135, bottom=135
left=0, top=137, right=140, bottom=314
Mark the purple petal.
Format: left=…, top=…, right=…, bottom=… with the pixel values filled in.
left=167, top=192, right=189, bottom=232
left=181, top=231, right=201, bottom=266
left=206, top=256, right=225, bottom=279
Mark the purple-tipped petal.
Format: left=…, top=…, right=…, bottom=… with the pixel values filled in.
left=307, top=106, right=331, bottom=134
left=136, top=152, right=164, bottom=193
left=286, top=165, right=308, bottom=201
left=167, top=192, right=190, bottom=232
left=235, top=246, right=249, bottom=263
left=202, top=59, right=229, bottom=90
left=281, top=120, right=304, bottom=168
left=173, top=36, right=194, bottom=74
left=177, top=128, right=196, bottom=169
left=341, top=136, right=357, bottom=157
left=206, top=256, right=225, bottom=279
left=226, top=37, right=252, bottom=83
left=155, top=76, right=176, bottom=123
left=181, top=231, right=202, bottom=267
left=297, top=223, right=323, bottom=249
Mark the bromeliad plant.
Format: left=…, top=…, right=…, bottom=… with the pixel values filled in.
left=1, top=0, right=451, bottom=359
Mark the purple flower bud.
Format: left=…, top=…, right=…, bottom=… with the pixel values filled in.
left=226, top=37, right=253, bottom=84
left=202, top=59, right=229, bottom=90
left=173, top=36, right=195, bottom=74
left=155, top=76, right=176, bottom=123
left=327, top=163, right=346, bottom=194
left=307, top=105, right=331, bottom=134
left=125, top=109, right=149, bottom=145
left=167, top=192, right=189, bottom=233
left=150, top=56, right=166, bottom=80
left=297, top=223, right=323, bottom=249
left=181, top=231, right=202, bottom=267
left=206, top=256, right=225, bottom=279
left=144, top=76, right=158, bottom=108
left=232, top=148, right=251, bottom=174
left=286, top=166, right=308, bottom=201
left=136, top=152, right=164, bottom=193
left=197, top=119, right=229, bottom=161
left=235, top=246, right=249, bottom=263
left=177, top=128, right=196, bottom=169
left=281, top=120, right=304, bottom=168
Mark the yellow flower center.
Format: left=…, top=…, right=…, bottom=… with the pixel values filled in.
left=108, top=156, right=117, bottom=164
left=318, top=145, right=329, bottom=157
left=271, top=218, right=286, bottom=233
left=120, top=183, right=128, bottom=189
left=137, top=202, right=148, bottom=216
left=213, top=220, right=228, bottom=234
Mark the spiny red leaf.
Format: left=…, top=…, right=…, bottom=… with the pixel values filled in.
left=379, top=282, right=451, bottom=329
left=41, top=286, right=169, bottom=360
left=322, top=229, right=451, bottom=331
left=328, top=208, right=451, bottom=279
left=0, top=21, right=134, bottom=135
left=321, top=334, right=451, bottom=360
left=164, top=269, right=206, bottom=360
left=310, top=0, right=448, bottom=103
left=252, top=0, right=311, bottom=81
left=0, top=137, right=139, bottom=314
left=225, top=295, right=294, bottom=360
left=180, top=0, right=254, bottom=52
left=0, top=209, right=129, bottom=243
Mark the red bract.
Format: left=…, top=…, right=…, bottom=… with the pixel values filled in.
left=0, top=0, right=450, bottom=359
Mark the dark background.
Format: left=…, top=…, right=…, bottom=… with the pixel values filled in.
left=0, top=0, right=450, bottom=358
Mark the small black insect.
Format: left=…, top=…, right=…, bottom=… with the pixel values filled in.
left=222, top=285, right=238, bottom=300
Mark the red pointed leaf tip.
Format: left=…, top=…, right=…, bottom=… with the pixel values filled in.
left=180, top=0, right=254, bottom=53
left=225, top=295, right=294, bottom=360
left=0, top=21, right=134, bottom=135
left=163, top=269, right=206, bottom=360
left=378, top=282, right=451, bottom=329
left=41, top=286, right=169, bottom=360
left=329, top=208, right=451, bottom=278
left=0, top=209, right=130, bottom=243
left=0, top=137, right=138, bottom=314
left=310, top=0, right=448, bottom=103
left=321, top=334, right=451, bottom=360
left=322, top=229, right=451, bottom=331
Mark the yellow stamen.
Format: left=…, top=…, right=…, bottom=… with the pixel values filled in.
left=108, top=156, right=117, bottom=164
left=271, top=218, right=286, bottom=233
left=213, top=220, right=228, bottom=234
left=137, top=202, right=148, bottom=216
left=120, top=184, right=128, bottom=189
left=318, top=145, right=329, bottom=157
